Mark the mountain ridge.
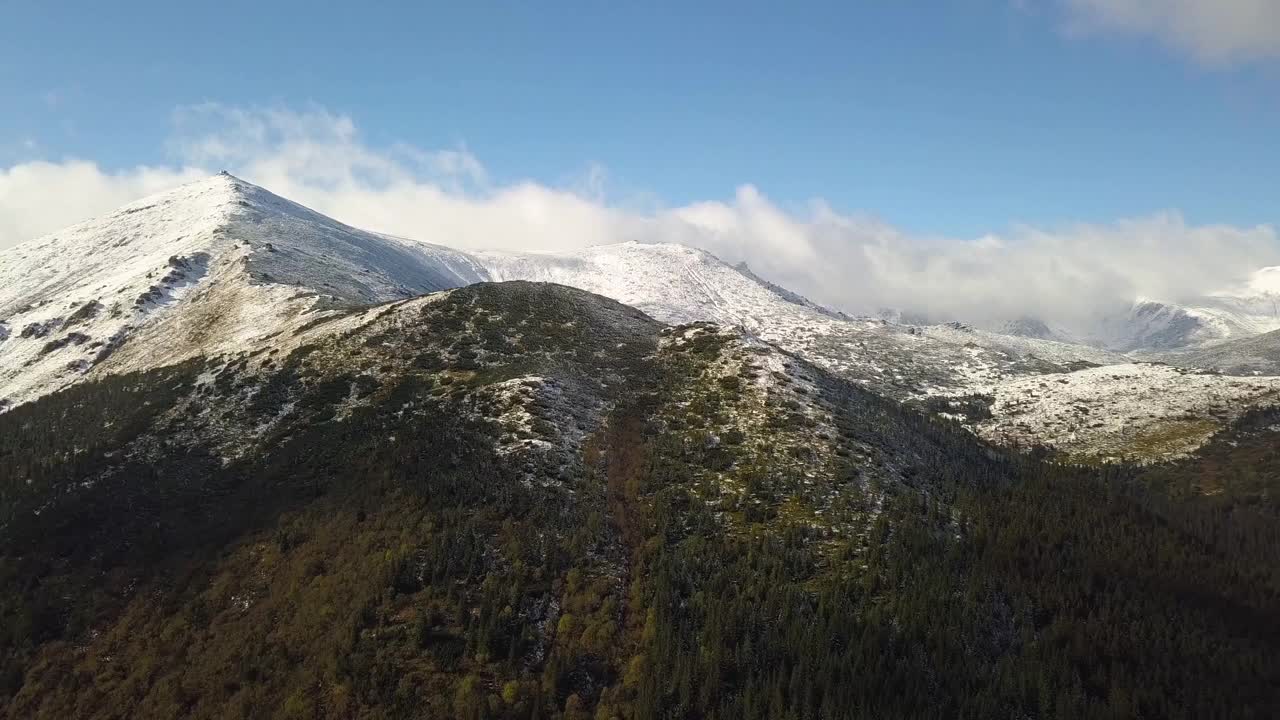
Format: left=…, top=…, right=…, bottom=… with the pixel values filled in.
left=5, top=173, right=1280, bottom=460
left=0, top=174, right=1123, bottom=410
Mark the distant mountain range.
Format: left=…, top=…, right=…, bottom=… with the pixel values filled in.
left=892, top=291, right=1280, bottom=355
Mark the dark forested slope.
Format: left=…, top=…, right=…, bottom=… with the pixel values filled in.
left=1, top=282, right=1277, bottom=719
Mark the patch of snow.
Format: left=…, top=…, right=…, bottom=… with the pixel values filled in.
left=973, top=363, right=1280, bottom=461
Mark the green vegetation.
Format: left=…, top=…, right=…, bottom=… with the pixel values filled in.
left=0, top=283, right=1276, bottom=719
left=1121, top=417, right=1220, bottom=460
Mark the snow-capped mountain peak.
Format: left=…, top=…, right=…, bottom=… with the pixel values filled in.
left=0, top=173, right=484, bottom=408
left=476, top=241, right=844, bottom=330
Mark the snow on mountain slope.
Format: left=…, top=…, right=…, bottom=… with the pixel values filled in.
left=476, top=242, right=1280, bottom=460
left=730, top=261, right=852, bottom=320
left=996, top=316, right=1078, bottom=344
left=1084, top=288, right=1280, bottom=354
left=922, top=323, right=1124, bottom=368
left=923, top=331, right=1280, bottom=461
left=1150, top=327, right=1280, bottom=376
left=0, top=173, right=485, bottom=409
left=1191, top=267, right=1280, bottom=340
left=1086, top=300, right=1215, bottom=352
left=478, top=241, right=797, bottom=328
left=476, top=242, right=1127, bottom=399
left=1183, top=297, right=1280, bottom=342
left=971, top=364, right=1280, bottom=461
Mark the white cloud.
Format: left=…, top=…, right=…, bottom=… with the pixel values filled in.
left=170, top=103, right=488, bottom=192
left=1, top=104, right=1277, bottom=332
left=0, top=160, right=205, bottom=253
left=1062, top=0, right=1280, bottom=63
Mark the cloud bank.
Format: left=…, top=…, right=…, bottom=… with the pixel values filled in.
left=1062, top=0, right=1280, bottom=63
left=1, top=105, right=1277, bottom=331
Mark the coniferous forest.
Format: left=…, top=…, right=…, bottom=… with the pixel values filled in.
left=0, top=283, right=1277, bottom=719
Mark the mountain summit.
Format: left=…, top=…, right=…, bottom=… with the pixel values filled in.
left=0, top=174, right=484, bottom=408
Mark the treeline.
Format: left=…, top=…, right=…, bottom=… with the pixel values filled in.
left=609, top=413, right=1280, bottom=719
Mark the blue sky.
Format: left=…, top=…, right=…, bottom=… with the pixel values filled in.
left=3, top=2, right=1280, bottom=324
left=3, top=0, right=1278, bottom=238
